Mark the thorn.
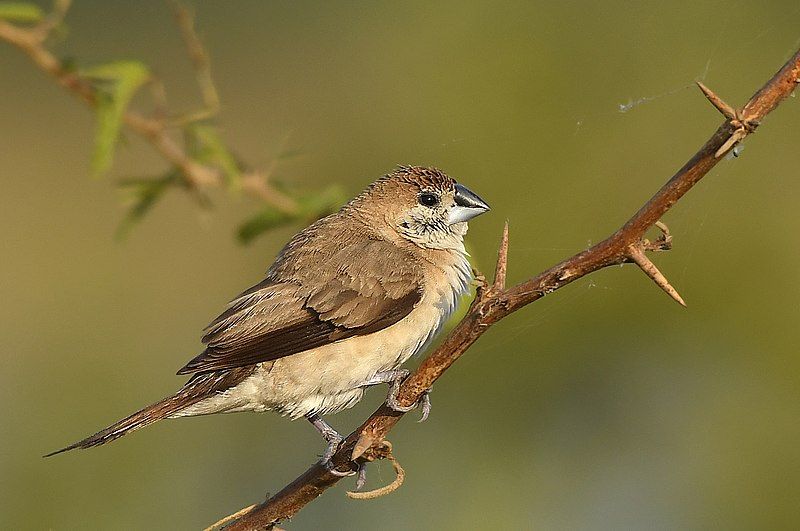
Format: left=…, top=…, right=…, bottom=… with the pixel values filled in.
left=628, top=246, right=687, bottom=307
left=714, top=127, right=748, bottom=158
left=696, top=81, right=736, bottom=120
left=493, top=221, right=509, bottom=289
left=695, top=82, right=757, bottom=158
left=351, top=433, right=375, bottom=461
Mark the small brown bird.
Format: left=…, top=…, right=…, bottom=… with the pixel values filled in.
left=47, top=166, right=489, bottom=473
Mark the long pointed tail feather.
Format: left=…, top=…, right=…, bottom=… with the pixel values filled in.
left=44, top=393, right=192, bottom=457
left=44, top=366, right=257, bottom=457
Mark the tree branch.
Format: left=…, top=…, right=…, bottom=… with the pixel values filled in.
left=223, top=47, right=800, bottom=530
left=0, top=2, right=298, bottom=212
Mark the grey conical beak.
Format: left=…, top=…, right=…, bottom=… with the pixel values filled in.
left=448, top=183, right=490, bottom=224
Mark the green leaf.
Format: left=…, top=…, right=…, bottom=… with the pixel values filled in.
left=236, top=207, right=292, bottom=244
left=82, top=61, right=150, bottom=177
left=296, top=183, right=347, bottom=218
left=185, top=124, right=241, bottom=187
left=115, top=171, right=178, bottom=239
left=237, top=184, right=346, bottom=244
left=0, top=2, right=43, bottom=22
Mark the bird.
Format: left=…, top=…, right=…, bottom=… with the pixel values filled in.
left=46, top=165, right=490, bottom=475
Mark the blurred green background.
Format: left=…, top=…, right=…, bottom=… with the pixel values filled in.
left=3, top=1, right=800, bottom=529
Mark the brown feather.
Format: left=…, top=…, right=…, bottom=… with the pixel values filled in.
left=177, top=214, right=424, bottom=375
left=45, top=366, right=256, bottom=456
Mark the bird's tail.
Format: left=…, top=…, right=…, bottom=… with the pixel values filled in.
left=44, top=392, right=198, bottom=457
left=44, top=366, right=256, bottom=457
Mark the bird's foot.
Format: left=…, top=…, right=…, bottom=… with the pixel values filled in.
left=354, top=464, right=368, bottom=490
left=306, top=413, right=356, bottom=476
left=388, top=383, right=431, bottom=423
left=364, top=369, right=432, bottom=422
left=326, top=459, right=358, bottom=478
left=329, top=459, right=367, bottom=486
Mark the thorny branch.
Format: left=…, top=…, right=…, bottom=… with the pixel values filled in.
left=0, top=1, right=299, bottom=214
left=223, top=47, right=800, bottom=530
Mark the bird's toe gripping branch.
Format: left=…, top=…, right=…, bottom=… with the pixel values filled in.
left=386, top=378, right=432, bottom=423
left=626, top=221, right=686, bottom=307
left=364, top=369, right=432, bottom=423
left=306, top=413, right=358, bottom=477
left=696, top=81, right=760, bottom=158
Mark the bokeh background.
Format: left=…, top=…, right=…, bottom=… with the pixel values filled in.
left=3, top=1, right=800, bottom=529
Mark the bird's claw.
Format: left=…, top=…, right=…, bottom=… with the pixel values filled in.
left=386, top=376, right=432, bottom=422
left=359, top=369, right=433, bottom=421
left=308, top=413, right=356, bottom=475
left=324, top=458, right=358, bottom=477
left=354, top=464, right=368, bottom=490
left=319, top=437, right=360, bottom=477
left=321, top=433, right=343, bottom=463
left=417, top=391, right=431, bottom=423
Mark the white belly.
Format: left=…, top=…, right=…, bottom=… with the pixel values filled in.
left=176, top=251, right=471, bottom=419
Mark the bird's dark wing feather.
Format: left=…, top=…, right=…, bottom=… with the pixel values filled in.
left=177, top=226, right=423, bottom=375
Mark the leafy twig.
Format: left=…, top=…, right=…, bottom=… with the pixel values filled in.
left=0, top=1, right=332, bottom=241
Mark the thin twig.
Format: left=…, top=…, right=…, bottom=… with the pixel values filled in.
left=346, top=442, right=405, bottom=500
left=168, top=0, right=221, bottom=124
left=0, top=4, right=298, bottom=212
left=224, top=46, right=800, bottom=531
left=32, top=0, right=71, bottom=42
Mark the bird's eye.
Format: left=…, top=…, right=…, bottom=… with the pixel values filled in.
left=418, top=193, right=439, bottom=207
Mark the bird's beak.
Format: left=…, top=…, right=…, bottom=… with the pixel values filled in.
left=448, top=183, right=490, bottom=224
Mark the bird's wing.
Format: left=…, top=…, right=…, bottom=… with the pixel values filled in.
left=177, top=234, right=423, bottom=375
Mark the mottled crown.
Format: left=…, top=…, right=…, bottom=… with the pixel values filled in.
left=346, top=165, right=456, bottom=209
left=390, top=165, right=456, bottom=191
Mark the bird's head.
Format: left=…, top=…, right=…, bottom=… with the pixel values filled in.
left=350, top=166, right=490, bottom=250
